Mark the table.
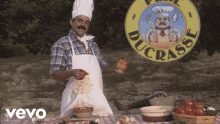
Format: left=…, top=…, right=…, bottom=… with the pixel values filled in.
left=1, top=115, right=220, bottom=124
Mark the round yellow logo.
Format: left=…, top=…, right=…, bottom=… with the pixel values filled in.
left=125, top=0, right=200, bottom=62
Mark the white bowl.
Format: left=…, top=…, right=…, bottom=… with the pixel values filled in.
left=140, top=106, right=174, bottom=116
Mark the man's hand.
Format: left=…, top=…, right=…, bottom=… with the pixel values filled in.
left=72, top=69, right=88, bottom=80
left=150, top=33, right=158, bottom=42
left=169, top=33, right=177, bottom=42
left=115, top=59, right=128, bottom=74
left=51, top=69, right=88, bottom=81
left=102, top=59, right=128, bottom=74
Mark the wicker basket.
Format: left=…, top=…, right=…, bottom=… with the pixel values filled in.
left=171, top=111, right=219, bottom=124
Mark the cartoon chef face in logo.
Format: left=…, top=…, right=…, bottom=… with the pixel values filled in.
left=142, top=4, right=184, bottom=49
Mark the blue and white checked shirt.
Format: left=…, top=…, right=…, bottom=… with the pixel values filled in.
left=50, top=30, right=108, bottom=86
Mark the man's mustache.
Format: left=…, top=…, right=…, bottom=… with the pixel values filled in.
left=77, top=25, right=86, bottom=30
left=159, top=22, right=167, bottom=26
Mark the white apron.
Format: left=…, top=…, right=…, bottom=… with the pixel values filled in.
left=59, top=36, right=113, bottom=117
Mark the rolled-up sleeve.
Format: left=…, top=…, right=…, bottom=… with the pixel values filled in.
left=93, top=42, right=108, bottom=72
left=50, top=39, right=67, bottom=76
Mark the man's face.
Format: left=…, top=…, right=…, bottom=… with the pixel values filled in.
left=155, top=16, right=170, bottom=28
left=70, top=15, right=90, bottom=37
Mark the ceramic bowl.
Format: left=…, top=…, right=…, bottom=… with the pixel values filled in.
left=140, top=106, right=174, bottom=122
left=73, top=107, right=94, bottom=118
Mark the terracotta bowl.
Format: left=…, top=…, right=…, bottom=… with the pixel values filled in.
left=140, top=106, right=174, bottom=122
left=73, top=107, right=94, bottom=118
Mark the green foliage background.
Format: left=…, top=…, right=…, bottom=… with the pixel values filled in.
left=0, top=0, right=220, bottom=59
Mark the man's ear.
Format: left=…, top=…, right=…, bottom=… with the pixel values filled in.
left=70, top=19, right=73, bottom=26
left=70, top=18, right=76, bottom=25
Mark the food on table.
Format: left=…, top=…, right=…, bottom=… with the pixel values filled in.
left=184, top=106, right=193, bottom=114
left=194, top=102, right=204, bottom=109
left=175, top=107, right=185, bottom=115
left=184, top=99, right=194, bottom=108
left=172, top=100, right=218, bottom=124
left=174, top=100, right=218, bottom=117
left=117, top=116, right=129, bottom=124
left=64, top=121, right=90, bottom=124
left=116, top=116, right=139, bottom=124
left=194, top=108, right=205, bottom=116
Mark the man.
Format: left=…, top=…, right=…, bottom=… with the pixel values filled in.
left=146, top=6, right=182, bottom=49
left=50, top=0, right=127, bottom=117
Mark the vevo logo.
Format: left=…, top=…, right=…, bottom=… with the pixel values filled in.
left=5, top=108, right=46, bottom=119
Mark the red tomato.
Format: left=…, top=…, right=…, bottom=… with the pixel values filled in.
left=185, top=106, right=193, bottom=114
left=175, top=107, right=186, bottom=115
left=194, top=108, right=205, bottom=116
left=194, top=103, right=204, bottom=109
left=184, top=99, right=194, bottom=107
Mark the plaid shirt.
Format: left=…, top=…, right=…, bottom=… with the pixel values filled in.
left=50, top=30, right=108, bottom=86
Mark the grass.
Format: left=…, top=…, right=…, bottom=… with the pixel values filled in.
left=0, top=50, right=220, bottom=117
